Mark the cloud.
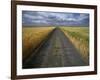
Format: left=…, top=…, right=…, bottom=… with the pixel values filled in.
left=23, top=13, right=44, bottom=20
left=78, top=14, right=89, bottom=21
left=22, top=11, right=89, bottom=26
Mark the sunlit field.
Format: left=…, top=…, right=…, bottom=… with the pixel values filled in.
left=60, top=27, right=89, bottom=63
left=22, top=27, right=55, bottom=60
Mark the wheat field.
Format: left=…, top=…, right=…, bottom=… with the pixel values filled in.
left=60, top=27, right=89, bottom=64
left=22, top=27, right=55, bottom=60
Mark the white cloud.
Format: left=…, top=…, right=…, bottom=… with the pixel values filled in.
left=66, top=18, right=77, bottom=21
left=78, top=14, right=89, bottom=21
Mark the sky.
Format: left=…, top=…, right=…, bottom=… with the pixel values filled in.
left=22, top=11, right=89, bottom=27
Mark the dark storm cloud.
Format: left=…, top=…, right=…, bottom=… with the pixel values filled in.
left=22, top=11, right=89, bottom=26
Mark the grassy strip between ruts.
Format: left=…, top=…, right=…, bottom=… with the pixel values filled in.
left=60, top=27, right=89, bottom=64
